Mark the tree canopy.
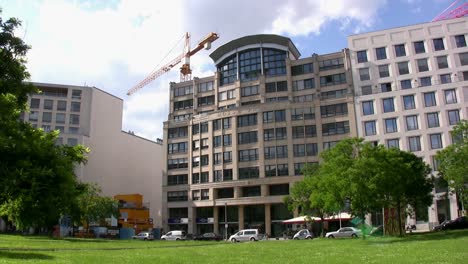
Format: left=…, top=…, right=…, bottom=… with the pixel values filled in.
left=436, top=120, right=468, bottom=214
left=0, top=9, right=89, bottom=230
left=287, top=138, right=433, bottom=236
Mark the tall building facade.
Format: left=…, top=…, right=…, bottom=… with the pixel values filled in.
left=162, top=35, right=357, bottom=237
left=22, top=83, right=165, bottom=228
left=348, top=17, right=468, bottom=229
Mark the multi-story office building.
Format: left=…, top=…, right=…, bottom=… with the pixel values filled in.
left=162, top=35, right=357, bottom=237
left=22, top=82, right=165, bottom=228
left=349, top=17, right=468, bottom=229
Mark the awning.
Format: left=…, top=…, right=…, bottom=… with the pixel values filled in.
left=282, top=213, right=353, bottom=224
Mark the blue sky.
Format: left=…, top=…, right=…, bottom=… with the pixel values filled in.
left=0, top=0, right=460, bottom=140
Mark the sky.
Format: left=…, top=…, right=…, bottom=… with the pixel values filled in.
left=0, top=0, right=459, bottom=141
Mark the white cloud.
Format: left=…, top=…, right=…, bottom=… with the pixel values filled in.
left=270, top=0, right=387, bottom=36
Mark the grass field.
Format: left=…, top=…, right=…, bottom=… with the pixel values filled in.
left=0, top=230, right=467, bottom=263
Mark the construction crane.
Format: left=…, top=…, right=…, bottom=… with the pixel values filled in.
left=127, top=32, right=219, bottom=96
left=432, top=0, right=468, bottom=22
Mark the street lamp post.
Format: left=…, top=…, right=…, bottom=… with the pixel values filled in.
left=224, top=203, right=228, bottom=241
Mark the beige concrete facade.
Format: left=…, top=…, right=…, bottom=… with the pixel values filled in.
left=162, top=35, right=357, bottom=237
left=348, top=17, right=468, bottom=229
left=23, top=83, right=165, bottom=228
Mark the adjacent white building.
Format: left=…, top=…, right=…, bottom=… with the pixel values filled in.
left=22, top=82, right=165, bottom=228
left=348, top=17, right=468, bottom=229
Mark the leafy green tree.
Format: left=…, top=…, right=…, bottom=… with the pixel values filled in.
left=0, top=9, right=89, bottom=230
left=75, top=183, right=118, bottom=233
left=437, top=120, right=468, bottom=214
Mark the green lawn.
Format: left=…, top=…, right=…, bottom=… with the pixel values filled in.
left=0, top=230, right=467, bottom=263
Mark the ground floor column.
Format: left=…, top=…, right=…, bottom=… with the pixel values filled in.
left=188, top=206, right=195, bottom=235
left=238, top=205, right=245, bottom=230
left=265, top=204, right=271, bottom=237
left=213, top=206, right=219, bottom=234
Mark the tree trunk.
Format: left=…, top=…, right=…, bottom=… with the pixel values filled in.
left=397, top=201, right=403, bottom=237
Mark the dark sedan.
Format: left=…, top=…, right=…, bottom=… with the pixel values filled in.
left=440, top=216, right=468, bottom=231
left=193, top=232, right=223, bottom=241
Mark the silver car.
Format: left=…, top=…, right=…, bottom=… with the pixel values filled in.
left=132, top=232, right=154, bottom=240
left=293, top=229, right=314, bottom=240
left=326, top=227, right=361, bottom=238
left=229, top=229, right=263, bottom=242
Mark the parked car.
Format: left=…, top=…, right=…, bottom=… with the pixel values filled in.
left=293, top=229, right=314, bottom=240
left=439, top=216, right=468, bottom=231
left=132, top=232, right=154, bottom=241
left=432, top=220, right=451, bottom=231
left=326, top=227, right=361, bottom=238
left=229, top=229, right=263, bottom=242
left=193, top=232, right=223, bottom=241
left=161, top=230, right=186, bottom=240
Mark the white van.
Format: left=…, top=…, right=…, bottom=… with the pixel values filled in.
left=229, top=229, right=263, bottom=242
left=161, top=230, right=186, bottom=240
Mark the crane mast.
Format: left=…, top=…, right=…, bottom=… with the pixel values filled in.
left=127, top=32, right=219, bottom=96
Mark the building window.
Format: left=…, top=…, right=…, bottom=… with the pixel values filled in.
left=320, top=73, right=346, bottom=87
left=263, top=48, right=287, bottom=77
left=427, top=112, right=440, bottom=128
left=30, top=98, right=40, bottom=109
left=67, top=138, right=78, bottom=146
left=265, top=165, right=276, bottom=177
left=444, top=89, right=457, bottom=104
left=292, top=63, right=313, bottom=75
left=459, top=52, right=468, bottom=66
left=218, top=90, right=235, bottom=101
left=263, top=110, right=286, bottom=123
left=430, top=134, right=443, bottom=149
left=266, top=81, right=288, bottom=93
left=70, top=102, right=81, bottom=112
left=218, top=55, right=237, bottom=86
left=56, top=113, right=66, bottom=124
left=375, top=47, right=387, bottom=60
left=29, top=111, right=38, bottom=121
left=364, top=121, right=377, bottom=136
left=168, top=142, right=188, bottom=154
left=403, top=95, right=416, bottom=110
left=414, top=41, right=425, bottom=54
left=68, top=127, right=79, bottom=134
left=417, top=58, right=429, bottom=72
left=293, top=94, right=314, bottom=103
left=173, top=99, right=193, bottom=111
left=214, top=153, right=222, bottom=165
left=198, top=95, right=215, bottom=106
left=400, top=80, right=412, bottom=90
left=201, top=155, right=209, bottom=166
left=223, top=152, right=232, bottom=163
left=357, top=50, right=367, bottom=63
left=362, top=100, right=374, bottom=116
left=277, top=164, right=289, bottom=176
left=43, top=99, right=53, bottom=110
left=223, top=134, right=232, bottom=146
left=381, top=82, right=392, bottom=93
left=433, top=38, right=445, bottom=51
left=238, top=167, right=259, bottom=179
left=198, top=81, right=214, bottom=93
left=424, top=92, right=437, bottom=107
left=224, top=169, right=233, bottom=181
left=237, top=114, right=257, bottom=127
left=448, top=110, right=460, bottom=125
left=174, top=85, right=193, bottom=97
left=319, top=58, right=344, bottom=71
left=212, top=137, right=220, bottom=148
left=42, top=112, right=52, bottom=123
left=167, top=158, right=188, bottom=170
left=394, top=44, right=406, bottom=57
left=242, top=186, right=261, bottom=197
left=436, top=56, right=448, bottom=69
left=359, top=68, right=370, bottom=81
left=361, top=86, right=372, bottom=95
left=213, top=119, right=221, bottom=131
left=55, top=126, right=65, bottom=133
left=378, top=64, right=390, bottom=78
left=320, top=103, right=348, bottom=117
left=292, top=78, right=314, bottom=91
left=167, top=174, right=188, bottom=186
left=293, top=144, right=318, bottom=157
left=239, top=149, right=259, bottom=162
left=397, top=61, right=409, bottom=75
left=455, top=34, right=466, bottom=48
left=385, top=118, right=398, bottom=133
left=408, top=136, right=421, bottom=152
left=217, top=188, right=234, bottom=198
left=223, top=118, right=231, bottom=129
left=440, top=74, right=452, bottom=84
left=167, top=191, right=188, bottom=202
left=405, top=115, right=419, bottom=131
left=294, top=163, right=305, bottom=175
left=292, top=125, right=316, bottom=138
left=321, top=89, right=347, bottom=100
left=169, top=126, right=188, bottom=138
left=322, top=121, right=350, bottom=136
left=386, top=139, right=399, bottom=149
left=56, top=100, right=66, bottom=111
left=72, top=90, right=82, bottom=99
left=241, top=85, right=259, bottom=97
left=239, top=49, right=261, bottom=82
left=323, top=141, right=339, bottom=150
left=382, top=98, right=395, bottom=113
left=291, top=107, right=314, bottom=120
left=238, top=131, right=258, bottom=144
left=419, top=76, right=432, bottom=87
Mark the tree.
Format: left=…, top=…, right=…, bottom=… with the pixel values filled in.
left=0, top=9, right=89, bottom=230
left=74, top=183, right=119, bottom=233
left=436, top=120, right=468, bottom=214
